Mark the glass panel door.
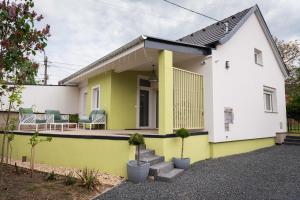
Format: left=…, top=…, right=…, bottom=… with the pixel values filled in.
left=139, top=89, right=149, bottom=127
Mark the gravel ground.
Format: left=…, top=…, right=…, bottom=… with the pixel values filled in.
left=95, top=145, right=300, bottom=200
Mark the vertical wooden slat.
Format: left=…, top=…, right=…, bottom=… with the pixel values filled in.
left=173, top=67, right=204, bottom=129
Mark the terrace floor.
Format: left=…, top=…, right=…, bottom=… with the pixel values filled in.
left=13, top=128, right=159, bottom=137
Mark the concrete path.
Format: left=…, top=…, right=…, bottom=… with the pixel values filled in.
left=95, top=145, right=300, bottom=200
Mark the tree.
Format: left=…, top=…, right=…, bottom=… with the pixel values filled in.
left=175, top=128, right=190, bottom=159
left=28, top=132, right=52, bottom=177
left=128, top=133, right=145, bottom=165
left=274, top=37, right=300, bottom=91
left=274, top=37, right=300, bottom=119
left=0, top=0, right=50, bottom=186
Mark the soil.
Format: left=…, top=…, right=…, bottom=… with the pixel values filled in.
left=0, top=164, right=113, bottom=200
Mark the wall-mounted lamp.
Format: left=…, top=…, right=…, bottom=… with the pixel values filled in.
left=225, top=61, right=230, bottom=69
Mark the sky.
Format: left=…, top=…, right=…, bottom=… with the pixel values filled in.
left=33, top=0, right=300, bottom=84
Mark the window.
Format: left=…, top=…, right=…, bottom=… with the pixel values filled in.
left=139, top=79, right=151, bottom=87
left=92, top=87, right=100, bottom=109
left=254, top=48, right=263, bottom=65
left=263, top=86, right=277, bottom=112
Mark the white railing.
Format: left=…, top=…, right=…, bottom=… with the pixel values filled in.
left=173, top=67, right=204, bottom=129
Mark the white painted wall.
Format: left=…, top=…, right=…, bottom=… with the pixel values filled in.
left=1, top=85, right=79, bottom=114
left=179, top=13, right=287, bottom=142
left=210, top=13, right=287, bottom=142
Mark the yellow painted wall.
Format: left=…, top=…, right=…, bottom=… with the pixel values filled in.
left=0, top=134, right=276, bottom=178
left=1, top=135, right=135, bottom=178
left=110, top=71, right=150, bottom=129
left=145, top=135, right=210, bottom=164
left=87, top=71, right=151, bottom=130
left=87, top=71, right=112, bottom=128
left=210, top=137, right=275, bottom=158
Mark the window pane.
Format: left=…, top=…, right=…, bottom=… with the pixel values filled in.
left=92, top=88, right=99, bottom=109
left=265, top=93, right=272, bottom=111
left=139, top=79, right=151, bottom=87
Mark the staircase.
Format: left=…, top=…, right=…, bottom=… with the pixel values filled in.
left=137, top=145, right=184, bottom=182
left=284, top=135, right=300, bottom=145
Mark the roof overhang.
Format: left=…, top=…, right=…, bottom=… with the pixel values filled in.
left=59, top=35, right=211, bottom=85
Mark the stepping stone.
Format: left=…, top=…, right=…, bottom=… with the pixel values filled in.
left=155, top=168, right=184, bottom=182
left=149, top=162, right=174, bottom=176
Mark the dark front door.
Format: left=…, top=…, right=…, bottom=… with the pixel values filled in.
left=139, top=89, right=149, bottom=127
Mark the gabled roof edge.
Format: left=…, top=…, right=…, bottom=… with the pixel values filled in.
left=219, top=6, right=257, bottom=44
left=219, top=5, right=288, bottom=77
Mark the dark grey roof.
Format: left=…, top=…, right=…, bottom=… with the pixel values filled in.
left=179, top=6, right=253, bottom=46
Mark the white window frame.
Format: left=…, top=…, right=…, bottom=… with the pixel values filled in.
left=254, top=48, right=263, bottom=66
left=263, top=86, right=277, bottom=113
left=91, top=85, right=100, bottom=110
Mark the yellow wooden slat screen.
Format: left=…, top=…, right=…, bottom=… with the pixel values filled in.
left=173, top=67, right=204, bottom=129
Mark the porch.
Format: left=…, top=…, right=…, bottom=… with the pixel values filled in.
left=69, top=36, right=211, bottom=134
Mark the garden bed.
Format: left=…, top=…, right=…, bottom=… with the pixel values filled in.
left=0, top=161, right=124, bottom=200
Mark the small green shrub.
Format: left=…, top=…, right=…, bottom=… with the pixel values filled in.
left=76, top=168, right=99, bottom=191
left=64, top=171, right=76, bottom=186
left=69, top=114, right=79, bottom=123
left=175, top=128, right=191, bottom=139
left=175, top=128, right=191, bottom=159
left=128, top=133, right=145, bottom=165
left=128, top=133, right=145, bottom=146
left=44, top=171, right=56, bottom=181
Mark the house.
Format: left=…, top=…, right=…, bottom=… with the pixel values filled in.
left=60, top=5, right=287, bottom=143
left=1, top=5, right=288, bottom=177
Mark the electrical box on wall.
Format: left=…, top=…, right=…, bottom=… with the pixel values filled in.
left=224, top=107, right=234, bottom=131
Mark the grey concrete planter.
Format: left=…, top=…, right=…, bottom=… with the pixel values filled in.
left=173, top=158, right=190, bottom=170
left=127, top=160, right=150, bottom=183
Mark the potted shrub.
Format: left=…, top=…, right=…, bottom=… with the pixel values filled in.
left=127, top=133, right=150, bottom=183
left=173, top=128, right=191, bottom=170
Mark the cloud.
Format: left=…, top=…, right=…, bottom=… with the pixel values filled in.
left=33, top=0, right=300, bottom=83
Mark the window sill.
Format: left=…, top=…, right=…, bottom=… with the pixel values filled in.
left=264, top=111, right=277, bottom=114
left=255, top=63, right=263, bottom=67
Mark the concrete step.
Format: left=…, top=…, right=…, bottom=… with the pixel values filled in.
left=286, top=136, right=300, bottom=140
left=285, top=138, right=300, bottom=143
left=155, top=168, right=184, bottom=182
left=136, top=149, right=155, bottom=159
left=284, top=141, right=300, bottom=146
left=140, top=155, right=165, bottom=166
left=139, top=144, right=146, bottom=150
left=149, top=162, right=174, bottom=176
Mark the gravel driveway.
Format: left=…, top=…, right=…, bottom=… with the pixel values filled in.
left=95, top=145, right=300, bottom=200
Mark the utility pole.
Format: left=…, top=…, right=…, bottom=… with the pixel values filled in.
left=43, top=51, right=48, bottom=85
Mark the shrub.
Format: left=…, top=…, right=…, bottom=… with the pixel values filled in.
left=76, top=168, right=99, bottom=191
left=69, top=114, right=79, bottom=123
left=64, top=171, right=76, bottom=186
left=44, top=171, right=56, bottom=181
left=175, top=128, right=191, bottom=159
left=128, top=133, right=145, bottom=165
